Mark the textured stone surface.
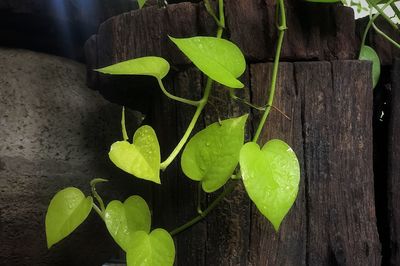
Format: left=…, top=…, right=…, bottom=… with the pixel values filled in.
left=0, top=48, right=142, bottom=265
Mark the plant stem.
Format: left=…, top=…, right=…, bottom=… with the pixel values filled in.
left=372, top=22, right=400, bottom=49
left=366, top=0, right=399, bottom=32
left=391, top=3, right=400, bottom=20
left=160, top=78, right=213, bottom=170
left=93, top=203, right=105, bottom=221
left=121, top=107, right=129, bottom=141
left=170, top=180, right=237, bottom=236
left=252, top=0, right=287, bottom=143
left=360, top=0, right=396, bottom=50
left=157, top=78, right=201, bottom=106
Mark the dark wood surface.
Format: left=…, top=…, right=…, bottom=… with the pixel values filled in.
left=389, top=58, right=400, bottom=266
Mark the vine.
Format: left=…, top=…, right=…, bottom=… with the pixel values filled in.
left=45, top=0, right=302, bottom=265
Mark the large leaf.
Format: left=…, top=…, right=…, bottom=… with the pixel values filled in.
left=45, top=187, right=93, bottom=248
left=240, top=140, right=300, bottom=231
left=104, top=195, right=151, bottom=251
left=169, top=36, right=246, bottom=88
left=359, top=45, right=381, bottom=89
left=126, top=229, right=175, bottom=266
left=109, top=125, right=161, bottom=184
left=95, top=56, right=170, bottom=80
left=181, top=114, right=248, bottom=193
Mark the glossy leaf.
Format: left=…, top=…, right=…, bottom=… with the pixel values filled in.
left=109, top=125, right=161, bottom=184
left=240, top=140, right=300, bottom=231
left=105, top=195, right=151, bottom=251
left=169, top=36, right=246, bottom=88
left=359, top=45, right=381, bottom=89
left=138, top=0, right=147, bottom=8
left=126, top=229, right=175, bottom=266
left=181, top=114, right=248, bottom=193
left=45, top=187, right=93, bottom=248
left=95, top=56, right=170, bottom=80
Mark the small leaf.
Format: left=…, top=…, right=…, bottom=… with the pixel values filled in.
left=95, top=56, right=170, bottom=80
left=138, top=0, right=147, bottom=8
left=109, top=125, right=161, bottom=184
left=181, top=114, right=248, bottom=193
left=126, top=229, right=175, bottom=266
left=169, top=36, right=246, bottom=88
left=45, top=187, right=93, bottom=248
left=104, top=195, right=151, bottom=251
left=359, top=45, right=381, bottom=89
left=240, top=140, right=300, bottom=231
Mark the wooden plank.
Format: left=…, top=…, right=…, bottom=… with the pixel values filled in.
left=295, top=61, right=381, bottom=265
left=389, top=58, right=400, bottom=265
left=204, top=69, right=251, bottom=266
left=247, top=62, right=306, bottom=265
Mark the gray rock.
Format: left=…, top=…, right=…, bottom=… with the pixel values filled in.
left=0, top=48, right=141, bottom=265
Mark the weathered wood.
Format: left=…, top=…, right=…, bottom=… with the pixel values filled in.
left=248, top=62, right=306, bottom=265
left=86, top=1, right=357, bottom=89
left=295, top=61, right=381, bottom=265
left=388, top=58, right=400, bottom=265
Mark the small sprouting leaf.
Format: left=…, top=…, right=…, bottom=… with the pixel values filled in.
left=169, top=36, right=246, bottom=88
left=239, top=140, right=300, bottom=231
left=138, top=0, right=147, bottom=8
left=126, top=229, right=175, bottom=266
left=104, top=196, right=151, bottom=252
left=181, top=114, right=248, bottom=193
left=95, top=56, right=170, bottom=80
left=45, top=187, right=93, bottom=248
left=109, top=125, right=161, bottom=184
left=359, top=45, right=381, bottom=89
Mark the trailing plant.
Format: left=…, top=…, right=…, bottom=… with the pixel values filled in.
left=45, top=0, right=301, bottom=265
left=308, top=0, right=400, bottom=88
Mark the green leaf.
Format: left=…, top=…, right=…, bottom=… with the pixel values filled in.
left=181, top=114, right=248, bottom=193
left=138, top=0, right=147, bottom=8
left=239, top=140, right=300, bottom=231
left=126, top=229, right=175, bottom=266
left=169, top=36, right=246, bottom=88
left=104, top=195, right=151, bottom=251
left=109, top=125, right=161, bottom=184
left=45, top=187, right=93, bottom=248
left=359, top=45, right=381, bottom=89
left=95, top=56, right=170, bottom=80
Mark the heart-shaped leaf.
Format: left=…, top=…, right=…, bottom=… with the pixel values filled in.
left=359, top=45, right=381, bottom=89
left=181, top=114, right=248, bottom=193
left=169, top=36, right=246, bottom=88
left=95, top=56, right=170, bottom=80
left=126, top=229, right=175, bottom=266
left=104, top=195, right=151, bottom=251
left=239, top=140, right=300, bottom=231
left=45, top=187, right=93, bottom=248
left=109, top=125, right=161, bottom=184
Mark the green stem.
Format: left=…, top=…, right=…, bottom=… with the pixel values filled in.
left=360, top=0, right=396, bottom=50
left=366, top=0, right=399, bottom=32
left=170, top=180, right=237, bottom=236
left=157, top=78, right=201, bottom=106
left=229, top=89, right=266, bottom=111
left=90, top=178, right=108, bottom=213
left=121, top=107, right=129, bottom=141
left=252, top=0, right=287, bottom=143
left=372, top=21, right=400, bottom=49
left=93, top=203, right=105, bottom=220
left=216, top=0, right=225, bottom=38
left=391, top=3, right=400, bottom=20
left=160, top=78, right=213, bottom=170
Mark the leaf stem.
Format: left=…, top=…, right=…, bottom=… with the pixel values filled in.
left=92, top=203, right=105, bottom=221
left=170, top=180, right=237, bottom=236
left=121, top=107, right=129, bottom=141
left=360, top=0, right=397, bottom=50
left=372, top=21, right=400, bottom=49
left=252, top=0, right=287, bottom=143
left=157, top=78, right=201, bottom=106
left=90, top=178, right=108, bottom=213
left=391, top=3, right=400, bottom=20
left=366, top=0, right=399, bottom=32
left=160, top=78, right=213, bottom=170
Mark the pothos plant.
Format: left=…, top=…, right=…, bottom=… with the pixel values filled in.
left=45, top=0, right=300, bottom=265
left=308, top=0, right=399, bottom=88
